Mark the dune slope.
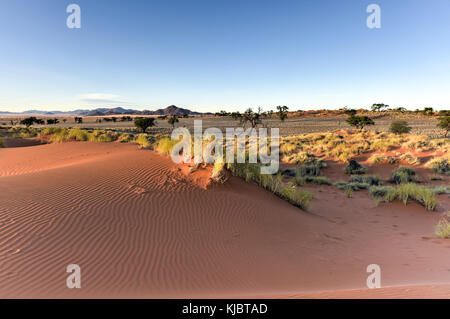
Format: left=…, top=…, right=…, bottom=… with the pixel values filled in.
left=0, top=142, right=449, bottom=298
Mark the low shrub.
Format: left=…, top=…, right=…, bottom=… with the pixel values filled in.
left=344, top=159, right=367, bottom=175
left=349, top=175, right=383, bottom=186
left=426, top=156, right=450, bottom=175
left=390, top=166, right=418, bottom=184
left=335, top=181, right=370, bottom=191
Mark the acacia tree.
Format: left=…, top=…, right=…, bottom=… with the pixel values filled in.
left=346, top=115, right=375, bottom=131
left=168, top=116, right=179, bottom=128
left=437, top=116, right=450, bottom=137
left=134, top=117, right=156, bottom=133
left=390, top=120, right=411, bottom=135
left=20, top=117, right=38, bottom=127
left=371, top=103, right=389, bottom=112
left=276, top=105, right=289, bottom=121
left=238, top=107, right=268, bottom=128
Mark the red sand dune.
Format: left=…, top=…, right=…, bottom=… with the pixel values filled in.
left=0, top=142, right=449, bottom=298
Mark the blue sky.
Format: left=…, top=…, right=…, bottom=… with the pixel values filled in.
left=1, top=0, right=449, bottom=112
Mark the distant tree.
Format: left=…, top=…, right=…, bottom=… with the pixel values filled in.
left=20, top=117, right=38, bottom=127
left=120, top=116, right=132, bottom=122
left=134, top=117, right=156, bottom=133
left=168, top=116, right=179, bottom=128
left=35, top=119, right=45, bottom=125
left=437, top=116, right=450, bottom=138
left=111, top=117, right=117, bottom=123
left=46, top=118, right=59, bottom=125
left=393, top=107, right=407, bottom=113
left=157, top=115, right=167, bottom=120
left=390, top=120, right=412, bottom=134
left=231, top=112, right=241, bottom=120
left=238, top=107, right=268, bottom=128
left=276, top=105, right=289, bottom=121
left=342, top=107, right=357, bottom=116
left=62, top=119, right=67, bottom=123
left=346, top=115, right=375, bottom=131
left=215, top=110, right=230, bottom=117
left=371, top=103, right=389, bottom=112
left=74, top=117, right=83, bottom=124
left=422, top=107, right=434, bottom=116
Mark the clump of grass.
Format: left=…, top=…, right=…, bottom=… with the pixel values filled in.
left=435, top=213, right=450, bottom=239
left=278, top=182, right=313, bottom=209
left=349, top=175, right=383, bottom=186
left=211, top=157, right=226, bottom=182
left=344, top=159, right=367, bottom=175
left=390, top=166, right=418, bottom=184
left=399, top=153, right=421, bottom=165
left=426, top=156, right=450, bottom=175
left=118, top=133, right=134, bottom=143
left=294, top=173, right=332, bottom=186
left=68, top=127, right=89, bottom=141
left=345, top=188, right=353, bottom=198
left=335, top=181, right=370, bottom=191
left=156, top=137, right=178, bottom=156
left=0, top=137, right=4, bottom=148
left=370, top=183, right=437, bottom=211
left=367, top=154, right=387, bottom=164
left=134, top=134, right=153, bottom=149
left=429, top=186, right=450, bottom=195
left=228, top=162, right=312, bottom=209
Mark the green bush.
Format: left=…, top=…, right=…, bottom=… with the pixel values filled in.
left=426, top=157, right=450, bottom=175
left=349, top=175, right=382, bottom=186
left=344, top=159, right=367, bottom=175
left=390, top=120, right=412, bottom=134
left=390, top=166, right=418, bottom=184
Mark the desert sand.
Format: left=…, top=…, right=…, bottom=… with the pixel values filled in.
left=0, top=141, right=449, bottom=298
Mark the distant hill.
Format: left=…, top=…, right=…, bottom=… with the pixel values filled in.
left=0, top=105, right=210, bottom=116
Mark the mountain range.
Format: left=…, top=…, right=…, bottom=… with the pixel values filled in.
left=0, top=105, right=211, bottom=117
